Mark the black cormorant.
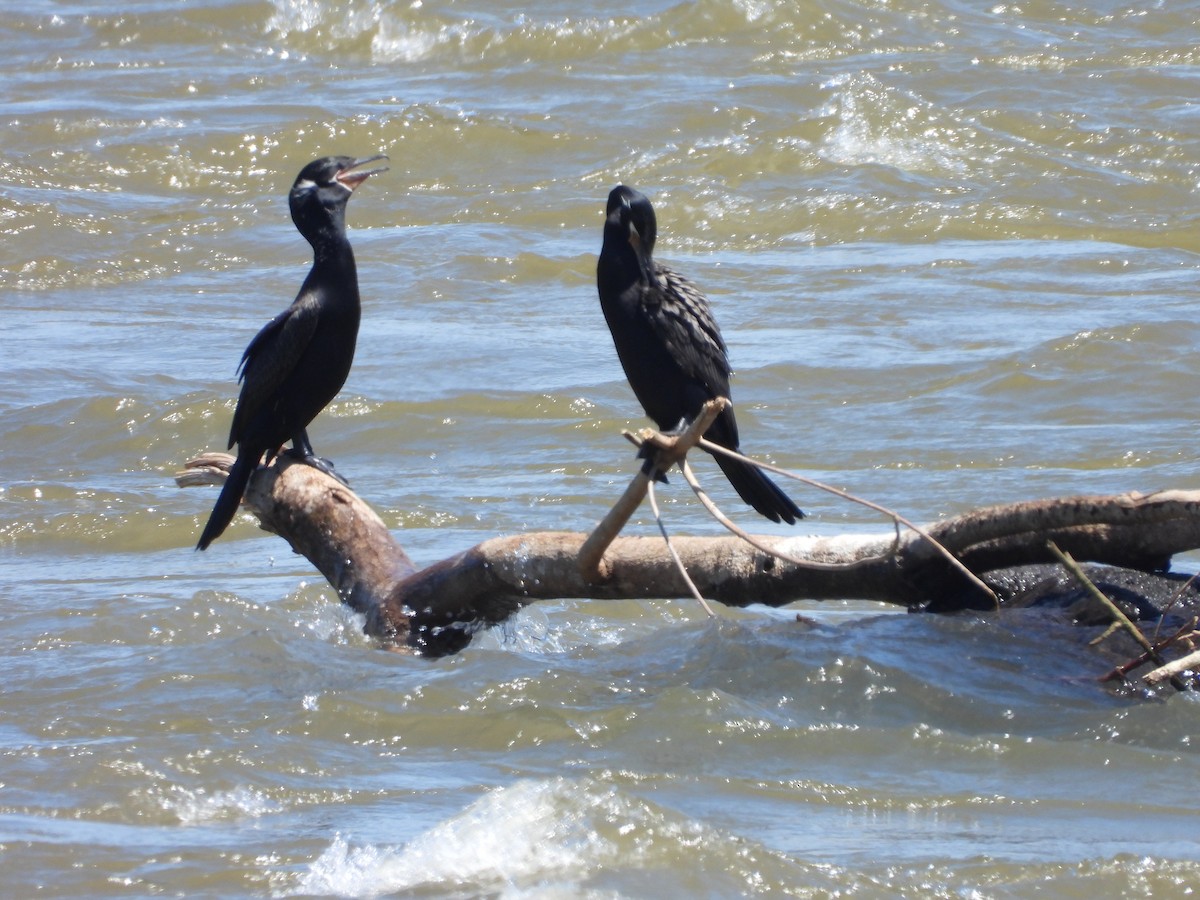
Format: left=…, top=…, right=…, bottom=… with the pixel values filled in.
left=197, top=154, right=387, bottom=550
left=596, top=184, right=803, bottom=525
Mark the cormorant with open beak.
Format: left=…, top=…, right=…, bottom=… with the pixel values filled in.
left=197, top=154, right=387, bottom=550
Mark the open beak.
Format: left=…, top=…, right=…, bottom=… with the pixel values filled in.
left=336, top=154, right=389, bottom=191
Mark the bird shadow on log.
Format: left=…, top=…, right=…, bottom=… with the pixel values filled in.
left=177, top=436, right=1200, bottom=690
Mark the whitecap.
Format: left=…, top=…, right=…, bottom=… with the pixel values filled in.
left=281, top=777, right=733, bottom=896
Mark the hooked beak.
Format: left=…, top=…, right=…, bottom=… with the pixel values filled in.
left=336, top=154, right=389, bottom=191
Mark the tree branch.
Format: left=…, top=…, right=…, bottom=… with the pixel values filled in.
left=183, top=452, right=415, bottom=640
left=576, top=398, right=727, bottom=583
left=178, top=453, right=1200, bottom=657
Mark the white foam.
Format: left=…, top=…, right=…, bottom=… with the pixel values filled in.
left=281, top=777, right=720, bottom=897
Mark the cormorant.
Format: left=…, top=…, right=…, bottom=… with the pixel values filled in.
left=596, top=184, right=803, bottom=525
left=197, top=154, right=387, bottom=550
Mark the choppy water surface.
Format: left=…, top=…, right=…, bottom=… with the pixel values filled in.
left=3, top=0, right=1200, bottom=895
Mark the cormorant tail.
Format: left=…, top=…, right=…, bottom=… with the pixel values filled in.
left=712, top=452, right=804, bottom=525
left=196, top=450, right=259, bottom=550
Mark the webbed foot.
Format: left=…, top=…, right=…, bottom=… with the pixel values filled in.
left=284, top=448, right=351, bottom=487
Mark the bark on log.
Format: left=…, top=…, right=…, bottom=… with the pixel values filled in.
left=181, top=452, right=416, bottom=639
left=178, top=452, right=1200, bottom=656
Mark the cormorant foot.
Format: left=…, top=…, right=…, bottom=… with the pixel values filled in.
left=309, top=455, right=351, bottom=487
left=310, top=455, right=350, bottom=486
left=284, top=448, right=351, bottom=487
left=664, top=417, right=690, bottom=437
left=636, top=451, right=670, bottom=484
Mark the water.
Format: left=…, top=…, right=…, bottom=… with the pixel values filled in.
left=2, top=0, right=1199, bottom=895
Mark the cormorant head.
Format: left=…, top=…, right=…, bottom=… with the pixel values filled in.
left=605, top=184, right=657, bottom=258
left=289, top=154, right=388, bottom=242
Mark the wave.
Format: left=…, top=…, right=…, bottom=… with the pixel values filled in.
left=279, top=775, right=815, bottom=896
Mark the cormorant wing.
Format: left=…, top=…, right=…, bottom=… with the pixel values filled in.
left=646, top=263, right=732, bottom=395
left=227, top=295, right=320, bottom=447
left=645, top=262, right=744, bottom=449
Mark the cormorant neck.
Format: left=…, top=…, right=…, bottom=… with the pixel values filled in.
left=302, top=208, right=354, bottom=266
left=293, top=195, right=353, bottom=256
left=636, top=245, right=659, bottom=289
left=309, top=230, right=354, bottom=266
left=599, top=226, right=640, bottom=293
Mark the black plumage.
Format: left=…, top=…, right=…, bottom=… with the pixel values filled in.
left=197, top=154, right=387, bottom=550
left=596, top=185, right=803, bottom=525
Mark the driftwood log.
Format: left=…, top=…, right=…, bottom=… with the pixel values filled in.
left=178, top=451, right=1200, bottom=667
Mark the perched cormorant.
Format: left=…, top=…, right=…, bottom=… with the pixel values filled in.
left=596, top=185, right=803, bottom=525
left=196, top=154, right=387, bottom=550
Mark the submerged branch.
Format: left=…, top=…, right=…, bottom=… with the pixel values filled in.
left=1049, top=540, right=1190, bottom=691
left=1145, top=646, right=1200, bottom=687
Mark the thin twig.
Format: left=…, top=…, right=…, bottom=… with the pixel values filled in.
left=646, top=480, right=716, bottom=617
left=1088, top=621, right=1123, bottom=647
left=696, top=437, right=999, bottom=608
left=1049, top=542, right=1155, bottom=655
left=679, top=459, right=856, bottom=571
left=1151, top=572, right=1200, bottom=641
left=1097, top=618, right=1198, bottom=683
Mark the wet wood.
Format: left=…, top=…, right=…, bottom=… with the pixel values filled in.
left=177, top=451, right=1200, bottom=657
left=1145, top=647, right=1200, bottom=686
left=182, top=451, right=416, bottom=640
